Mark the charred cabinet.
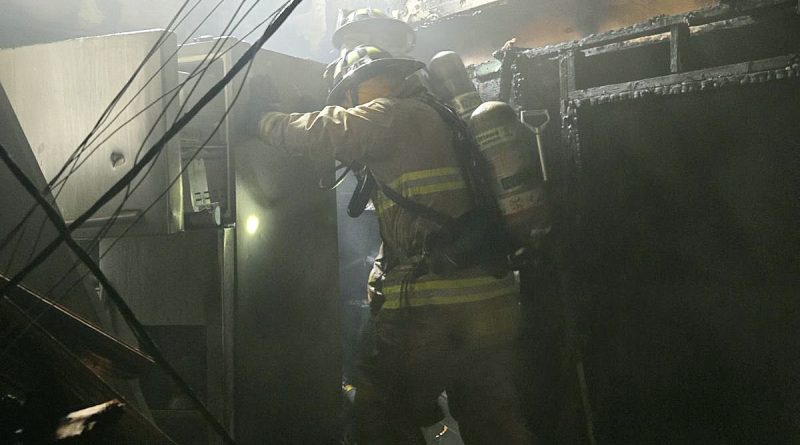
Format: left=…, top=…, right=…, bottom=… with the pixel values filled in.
left=498, top=2, right=800, bottom=443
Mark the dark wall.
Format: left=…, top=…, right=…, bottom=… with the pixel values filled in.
left=574, top=80, right=800, bottom=443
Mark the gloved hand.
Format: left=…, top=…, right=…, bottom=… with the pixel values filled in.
left=241, top=107, right=283, bottom=141
left=255, top=110, right=284, bottom=136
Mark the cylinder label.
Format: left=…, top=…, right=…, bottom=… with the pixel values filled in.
left=497, top=188, right=544, bottom=216
left=474, top=126, right=515, bottom=150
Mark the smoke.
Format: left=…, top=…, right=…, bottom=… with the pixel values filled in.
left=0, top=0, right=394, bottom=62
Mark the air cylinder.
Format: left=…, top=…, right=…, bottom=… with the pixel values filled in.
left=469, top=101, right=546, bottom=246
left=428, top=51, right=483, bottom=120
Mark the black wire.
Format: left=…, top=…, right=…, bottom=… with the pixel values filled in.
left=0, top=0, right=195, bottom=266
left=27, top=0, right=249, bottom=278
left=15, top=2, right=290, bottom=317
left=1, top=1, right=229, bottom=345
left=0, top=1, right=303, bottom=441
left=48, top=50, right=260, bottom=314
left=0, top=141, right=238, bottom=445
left=73, top=0, right=227, bottom=181
left=0, top=0, right=303, bottom=331
left=126, top=0, right=259, bottom=204
left=45, top=0, right=281, bottom=191
left=171, top=0, right=262, bottom=125
left=59, top=0, right=195, bottom=179
left=49, top=0, right=194, bottom=193
left=84, top=0, right=227, bottom=202
left=93, top=0, right=278, bottom=271
left=48, top=49, right=232, bottom=192
left=7, top=0, right=287, bottom=307
left=5, top=0, right=207, bottom=293
left=99, top=0, right=269, bottom=281
left=2, top=216, right=30, bottom=272
left=74, top=0, right=257, bottom=228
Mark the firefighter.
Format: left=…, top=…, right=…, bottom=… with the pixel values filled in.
left=324, top=7, right=416, bottom=92
left=332, top=7, right=416, bottom=56
left=256, top=45, right=533, bottom=445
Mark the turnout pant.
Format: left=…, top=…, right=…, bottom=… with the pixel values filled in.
left=354, top=296, right=534, bottom=445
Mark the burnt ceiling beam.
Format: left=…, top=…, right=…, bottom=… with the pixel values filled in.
left=519, top=0, right=795, bottom=59
left=567, top=53, right=800, bottom=104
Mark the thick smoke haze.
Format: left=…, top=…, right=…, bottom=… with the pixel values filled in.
left=0, top=0, right=398, bottom=62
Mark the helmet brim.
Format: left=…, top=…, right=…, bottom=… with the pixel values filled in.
left=332, top=18, right=416, bottom=52
left=327, top=58, right=425, bottom=105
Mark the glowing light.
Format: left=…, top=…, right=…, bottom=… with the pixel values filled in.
left=245, top=215, right=260, bottom=234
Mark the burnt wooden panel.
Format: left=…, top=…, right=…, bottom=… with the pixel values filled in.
left=503, top=4, right=800, bottom=442
left=0, top=297, right=174, bottom=444
left=571, top=75, right=800, bottom=444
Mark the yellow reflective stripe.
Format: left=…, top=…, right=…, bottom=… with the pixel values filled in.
left=382, top=280, right=518, bottom=309
left=408, top=181, right=465, bottom=195
left=384, top=275, right=500, bottom=294
left=376, top=180, right=466, bottom=213
left=388, top=167, right=462, bottom=188
left=383, top=275, right=517, bottom=309
left=375, top=167, right=467, bottom=214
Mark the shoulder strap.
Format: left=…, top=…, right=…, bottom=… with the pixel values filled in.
left=375, top=93, right=502, bottom=235
left=375, top=179, right=457, bottom=230
left=414, top=93, right=498, bottom=212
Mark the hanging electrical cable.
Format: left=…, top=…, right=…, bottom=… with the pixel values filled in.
left=92, top=0, right=271, bottom=283
left=2, top=0, right=257, bottom=284
left=171, top=0, right=264, bottom=124
left=0, top=141, right=239, bottom=445
left=45, top=0, right=282, bottom=191
left=0, top=0, right=196, bottom=268
left=125, top=0, right=262, bottom=204
left=60, top=0, right=225, bottom=180
left=22, top=42, right=262, bottom=328
left=0, top=0, right=302, bottom=346
left=12, top=2, right=291, bottom=320
left=49, top=0, right=195, bottom=193
left=1, top=0, right=295, bottom=314
left=2, top=0, right=288, bottom=329
left=0, top=2, right=305, bottom=442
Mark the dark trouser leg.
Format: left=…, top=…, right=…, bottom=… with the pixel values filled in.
left=355, top=311, right=446, bottom=445
left=447, top=346, right=535, bottom=445
left=353, top=371, right=433, bottom=445
left=353, top=312, right=434, bottom=445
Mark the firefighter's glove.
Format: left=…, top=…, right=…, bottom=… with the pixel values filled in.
left=254, top=110, right=286, bottom=141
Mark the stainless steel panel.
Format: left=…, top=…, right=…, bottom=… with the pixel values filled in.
left=0, top=30, right=183, bottom=237
left=177, top=38, right=330, bottom=226
left=215, top=43, right=338, bottom=442
left=234, top=136, right=341, bottom=444
left=99, top=229, right=233, bottom=444
left=98, top=231, right=222, bottom=326
left=0, top=82, right=102, bottom=323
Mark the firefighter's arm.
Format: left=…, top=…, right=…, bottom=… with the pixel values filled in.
left=257, top=99, right=394, bottom=163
